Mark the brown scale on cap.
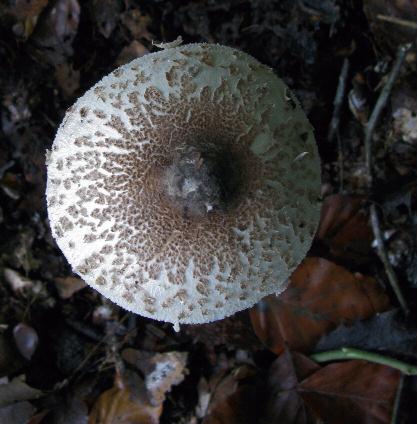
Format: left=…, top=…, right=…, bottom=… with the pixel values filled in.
left=46, top=42, right=321, bottom=330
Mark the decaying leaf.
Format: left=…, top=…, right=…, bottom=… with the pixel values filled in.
left=54, top=276, right=86, bottom=299
left=54, top=62, right=80, bottom=99
left=120, top=9, right=152, bottom=40
left=9, top=0, right=49, bottom=39
left=13, top=323, right=39, bottom=360
left=90, top=0, right=122, bottom=39
left=315, top=308, right=417, bottom=356
left=88, top=371, right=162, bottom=424
left=0, top=375, right=42, bottom=408
left=29, top=0, right=80, bottom=66
left=122, top=349, right=188, bottom=406
left=262, top=350, right=401, bottom=424
left=317, top=194, right=373, bottom=263
left=0, top=334, right=25, bottom=377
left=0, top=401, right=35, bottom=424
left=115, top=41, right=149, bottom=67
left=250, top=257, right=391, bottom=354
left=4, top=268, right=33, bottom=292
left=202, top=365, right=261, bottom=424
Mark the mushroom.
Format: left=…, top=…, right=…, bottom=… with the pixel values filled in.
left=46, top=42, right=321, bottom=331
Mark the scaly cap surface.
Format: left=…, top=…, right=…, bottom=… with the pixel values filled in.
left=46, top=43, right=321, bottom=330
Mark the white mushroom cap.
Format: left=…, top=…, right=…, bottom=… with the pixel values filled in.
left=46, top=43, right=321, bottom=330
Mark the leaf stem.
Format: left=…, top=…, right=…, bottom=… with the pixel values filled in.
left=311, top=347, right=417, bottom=375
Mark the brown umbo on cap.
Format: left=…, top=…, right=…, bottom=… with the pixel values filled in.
left=46, top=43, right=321, bottom=331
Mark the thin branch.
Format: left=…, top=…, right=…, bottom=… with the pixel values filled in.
left=364, top=43, right=411, bottom=188
left=377, top=14, right=417, bottom=31
left=364, top=43, right=411, bottom=315
left=328, top=58, right=350, bottom=143
left=328, top=58, right=349, bottom=190
left=391, top=374, right=405, bottom=424
left=370, top=204, right=409, bottom=314
left=311, top=347, right=417, bottom=375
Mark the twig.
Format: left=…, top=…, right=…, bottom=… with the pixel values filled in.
left=328, top=58, right=350, bottom=143
left=364, top=44, right=411, bottom=315
left=56, top=312, right=130, bottom=389
left=328, top=58, right=349, bottom=190
left=364, top=43, right=411, bottom=188
left=311, top=347, right=417, bottom=375
left=377, top=14, right=417, bottom=31
left=370, top=204, right=409, bottom=314
left=391, top=374, right=405, bottom=424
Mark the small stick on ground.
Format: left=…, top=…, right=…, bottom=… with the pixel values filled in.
left=328, top=58, right=349, bottom=191
left=370, top=204, right=409, bottom=314
left=364, top=43, right=411, bottom=188
left=364, top=43, right=411, bottom=315
left=377, top=14, right=417, bottom=31
left=328, top=58, right=350, bottom=143
left=391, top=373, right=405, bottom=424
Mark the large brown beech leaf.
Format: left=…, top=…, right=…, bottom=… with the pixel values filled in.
left=317, top=194, right=373, bottom=263
left=262, top=350, right=401, bottom=424
left=250, top=257, right=391, bottom=354
left=201, top=351, right=400, bottom=423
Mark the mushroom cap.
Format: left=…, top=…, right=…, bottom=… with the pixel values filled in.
left=46, top=43, right=321, bottom=329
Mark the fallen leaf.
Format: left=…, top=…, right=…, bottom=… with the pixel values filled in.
left=250, top=257, right=391, bottom=354
left=260, top=350, right=320, bottom=423
left=0, top=376, right=42, bottom=408
left=54, top=276, right=86, bottom=299
left=39, top=393, right=88, bottom=424
left=0, top=334, right=25, bottom=377
left=317, top=194, right=373, bottom=263
left=202, top=365, right=261, bottom=424
left=90, top=0, right=122, bottom=38
left=120, top=9, right=152, bottom=40
left=0, top=401, right=35, bottom=424
left=13, top=323, right=39, bottom=360
left=4, top=268, right=33, bottom=292
left=262, top=350, right=401, bottom=424
left=29, top=0, right=80, bottom=66
left=315, top=308, right=417, bottom=356
left=115, top=41, right=149, bottom=67
left=88, top=371, right=162, bottom=424
left=9, top=0, right=49, bottom=39
left=122, top=349, right=188, bottom=406
left=11, top=0, right=49, bottom=19
left=54, top=62, right=80, bottom=99
left=300, top=359, right=400, bottom=423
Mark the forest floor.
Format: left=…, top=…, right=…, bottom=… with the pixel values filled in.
left=1, top=0, right=417, bottom=423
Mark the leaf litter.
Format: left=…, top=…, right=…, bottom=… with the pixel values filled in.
left=1, top=0, right=417, bottom=422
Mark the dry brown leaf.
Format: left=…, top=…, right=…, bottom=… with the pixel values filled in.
left=54, top=276, right=86, bottom=299
left=90, top=0, right=122, bottom=38
left=120, top=9, right=152, bottom=40
left=88, top=372, right=161, bottom=424
left=115, top=41, right=149, bottom=67
left=29, top=0, right=80, bottom=66
left=250, top=257, right=391, bottom=354
left=54, top=63, right=80, bottom=99
left=122, top=349, right=188, bottom=406
left=317, top=194, right=373, bottom=263
left=202, top=365, right=260, bottom=424
left=262, top=350, right=401, bottom=424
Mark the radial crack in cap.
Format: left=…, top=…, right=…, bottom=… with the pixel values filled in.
left=46, top=42, right=321, bottom=331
